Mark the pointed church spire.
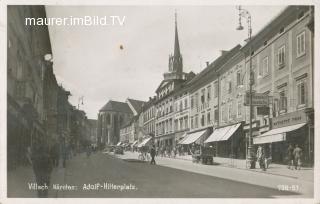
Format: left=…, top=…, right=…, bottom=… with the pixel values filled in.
left=174, top=10, right=181, bottom=58
left=164, top=10, right=183, bottom=80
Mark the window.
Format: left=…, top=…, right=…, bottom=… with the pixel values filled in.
left=207, top=86, right=211, bottom=101
left=214, top=109, right=219, bottom=123
left=297, top=31, right=306, bottom=57
left=191, top=95, right=194, bottom=108
left=190, top=117, right=194, bottom=129
left=201, top=115, right=205, bottom=126
left=180, top=119, right=183, bottom=130
left=228, top=81, right=232, bottom=93
left=185, top=117, right=188, bottom=129
left=297, top=79, right=307, bottom=105
left=175, top=119, right=178, bottom=131
left=222, top=106, right=227, bottom=122
left=260, top=57, right=269, bottom=77
left=228, top=103, right=232, bottom=121
left=236, top=71, right=242, bottom=86
left=237, top=100, right=242, bottom=117
left=207, top=112, right=211, bottom=125
left=195, top=115, right=198, bottom=128
left=184, top=98, right=188, bottom=109
left=279, top=90, right=287, bottom=111
left=278, top=45, right=285, bottom=67
left=251, top=70, right=255, bottom=85
left=214, top=82, right=218, bottom=98
left=106, top=114, right=110, bottom=124
left=179, top=101, right=183, bottom=111
left=195, top=93, right=199, bottom=107
left=201, top=89, right=205, bottom=104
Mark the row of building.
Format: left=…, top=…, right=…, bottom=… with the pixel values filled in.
left=7, top=6, right=97, bottom=170
left=97, top=6, right=314, bottom=165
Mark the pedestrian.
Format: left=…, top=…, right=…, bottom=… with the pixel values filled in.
left=26, top=146, right=32, bottom=166
left=287, top=144, right=294, bottom=170
left=293, top=144, right=302, bottom=170
left=31, top=141, right=53, bottom=198
left=256, top=146, right=266, bottom=171
left=86, top=145, right=92, bottom=158
left=150, top=145, right=156, bottom=165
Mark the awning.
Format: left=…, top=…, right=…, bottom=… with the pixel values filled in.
left=180, top=129, right=207, bottom=145
left=137, top=137, right=152, bottom=147
left=205, top=123, right=241, bottom=143
left=131, top=140, right=138, bottom=147
left=253, top=123, right=306, bottom=144
left=116, top=142, right=122, bottom=146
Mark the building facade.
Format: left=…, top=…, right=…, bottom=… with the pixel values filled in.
left=7, top=5, right=53, bottom=169
left=98, top=98, right=145, bottom=147
left=154, top=14, right=194, bottom=148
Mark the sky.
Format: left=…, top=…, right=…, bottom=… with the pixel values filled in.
left=46, top=5, right=287, bottom=119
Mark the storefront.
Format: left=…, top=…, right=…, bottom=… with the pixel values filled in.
left=205, top=123, right=245, bottom=159
left=155, top=133, right=175, bottom=148
left=253, top=109, right=314, bottom=165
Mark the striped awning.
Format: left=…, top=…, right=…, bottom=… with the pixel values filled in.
left=179, top=130, right=207, bottom=145
left=253, top=123, right=306, bottom=144
left=205, top=123, right=241, bottom=143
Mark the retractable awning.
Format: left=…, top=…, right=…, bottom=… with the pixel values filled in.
left=205, top=123, right=241, bottom=143
left=137, top=137, right=152, bottom=147
left=131, top=140, right=138, bottom=147
left=116, top=142, right=122, bottom=146
left=253, top=123, right=306, bottom=144
left=180, top=129, right=207, bottom=145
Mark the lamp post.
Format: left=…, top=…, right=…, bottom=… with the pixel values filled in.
left=236, top=6, right=255, bottom=169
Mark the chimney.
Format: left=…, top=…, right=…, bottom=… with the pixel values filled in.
left=220, top=50, right=228, bottom=56
left=206, top=61, right=210, bottom=67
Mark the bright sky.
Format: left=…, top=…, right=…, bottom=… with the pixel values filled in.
left=46, top=5, right=287, bottom=119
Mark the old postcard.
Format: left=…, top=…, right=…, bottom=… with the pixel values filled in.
left=0, top=1, right=319, bottom=204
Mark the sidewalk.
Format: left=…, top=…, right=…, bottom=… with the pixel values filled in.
left=172, top=153, right=313, bottom=181
left=113, top=151, right=314, bottom=197
left=7, top=164, right=66, bottom=198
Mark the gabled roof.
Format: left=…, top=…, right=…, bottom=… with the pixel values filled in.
left=127, top=98, right=145, bottom=113
left=99, top=100, right=132, bottom=113
left=187, top=44, right=242, bottom=86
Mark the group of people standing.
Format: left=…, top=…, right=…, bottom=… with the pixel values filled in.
left=256, top=143, right=303, bottom=171
left=287, top=144, right=303, bottom=170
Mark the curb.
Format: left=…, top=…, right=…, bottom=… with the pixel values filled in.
left=120, top=152, right=306, bottom=180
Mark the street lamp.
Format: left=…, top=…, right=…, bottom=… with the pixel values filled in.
left=236, top=6, right=255, bottom=169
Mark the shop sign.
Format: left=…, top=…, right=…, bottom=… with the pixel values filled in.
left=272, top=110, right=307, bottom=129
left=244, top=92, right=269, bottom=106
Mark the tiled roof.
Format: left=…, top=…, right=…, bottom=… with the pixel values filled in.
left=99, top=100, right=132, bottom=113
left=127, top=98, right=145, bottom=113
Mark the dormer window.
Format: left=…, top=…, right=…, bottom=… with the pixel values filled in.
left=264, top=40, right=268, bottom=46
left=298, top=11, right=304, bottom=19
left=279, top=27, right=284, bottom=34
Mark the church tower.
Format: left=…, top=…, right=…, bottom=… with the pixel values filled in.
left=164, top=11, right=183, bottom=80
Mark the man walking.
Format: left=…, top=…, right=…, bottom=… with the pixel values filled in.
left=293, top=144, right=302, bottom=170
left=287, top=144, right=294, bottom=170
left=256, top=146, right=266, bottom=171
left=31, top=141, right=53, bottom=198
left=150, top=145, right=156, bottom=165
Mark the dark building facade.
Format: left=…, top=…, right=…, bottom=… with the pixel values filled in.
left=7, top=5, right=53, bottom=169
